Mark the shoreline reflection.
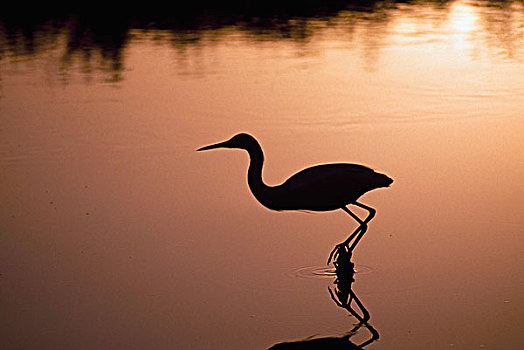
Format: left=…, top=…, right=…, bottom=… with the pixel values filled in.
left=1, top=0, right=523, bottom=83
left=269, top=248, right=378, bottom=349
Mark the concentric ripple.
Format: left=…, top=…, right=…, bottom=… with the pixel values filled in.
left=291, top=264, right=374, bottom=279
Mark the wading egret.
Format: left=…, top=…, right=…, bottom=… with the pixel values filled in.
left=197, top=133, right=392, bottom=263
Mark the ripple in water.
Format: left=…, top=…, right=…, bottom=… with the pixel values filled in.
left=291, top=264, right=373, bottom=279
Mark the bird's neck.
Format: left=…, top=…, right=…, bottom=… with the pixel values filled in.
left=245, top=143, right=274, bottom=208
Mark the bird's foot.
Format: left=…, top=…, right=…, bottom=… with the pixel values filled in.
left=327, top=244, right=341, bottom=265
left=327, top=243, right=351, bottom=265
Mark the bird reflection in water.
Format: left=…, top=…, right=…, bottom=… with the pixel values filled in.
left=268, top=248, right=379, bottom=349
left=197, top=133, right=392, bottom=264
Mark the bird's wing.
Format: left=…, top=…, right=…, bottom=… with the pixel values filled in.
left=280, top=163, right=375, bottom=192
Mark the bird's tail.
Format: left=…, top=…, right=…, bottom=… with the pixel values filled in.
left=378, top=173, right=394, bottom=188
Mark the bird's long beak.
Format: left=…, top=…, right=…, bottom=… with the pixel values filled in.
left=196, top=140, right=230, bottom=152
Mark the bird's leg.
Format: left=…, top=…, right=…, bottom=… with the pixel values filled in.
left=347, top=225, right=368, bottom=251
left=327, top=206, right=364, bottom=264
left=353, top=201, right=376, bottom=224
left=327, top=204, right=377, bottom=265
left=347, top=202, right=376, bottom=251
left=343, top=205, right=366, bottom=225
left=327, top=225, right=362, bottom=264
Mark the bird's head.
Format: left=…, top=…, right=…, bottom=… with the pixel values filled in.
left=196, top=133, right=257, bottom=152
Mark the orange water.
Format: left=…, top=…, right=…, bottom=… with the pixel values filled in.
left=1, top=1, right=523, bottom=349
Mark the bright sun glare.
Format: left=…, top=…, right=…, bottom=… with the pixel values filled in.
left=448, top=2, right=479, bottom=34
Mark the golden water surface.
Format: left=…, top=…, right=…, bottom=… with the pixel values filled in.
left=1, top=1, right=523, bottom=349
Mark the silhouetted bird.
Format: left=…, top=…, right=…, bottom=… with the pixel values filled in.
left=197, top=133, right=392, bottom=262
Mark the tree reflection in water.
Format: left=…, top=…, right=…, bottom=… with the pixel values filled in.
left=1, top=0, right=522, bottom=82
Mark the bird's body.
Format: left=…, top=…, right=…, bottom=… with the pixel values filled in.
left=265, top=163, right=392, bottom=212
left=197, top=133, right=392, bottom=262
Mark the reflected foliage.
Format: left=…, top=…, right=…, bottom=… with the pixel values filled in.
left=269, top=249, right=378, bottom=349
left=1, top=0, right=523, bottom=81
left=473, top=0, right=524, bottom=60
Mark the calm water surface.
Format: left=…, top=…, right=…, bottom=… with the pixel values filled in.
left=1, top=1, right=523, bottom=349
